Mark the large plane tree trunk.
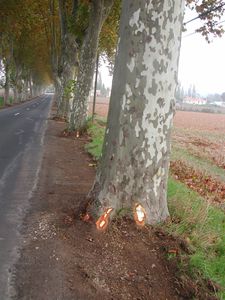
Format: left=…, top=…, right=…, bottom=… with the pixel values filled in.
left=88, top=0, right=184, bottom=225
left=68, top=0, right=113, bottom=131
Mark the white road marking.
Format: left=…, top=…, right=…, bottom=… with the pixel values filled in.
left=26, top=108, right=30, bottom=111
left=14, top=113, right=20, bottom=116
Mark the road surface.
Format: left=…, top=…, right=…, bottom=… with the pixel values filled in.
left=0, top=94, right=52, bottom=299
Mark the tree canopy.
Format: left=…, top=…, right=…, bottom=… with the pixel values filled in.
left=0, top=0, right=224, bottom=107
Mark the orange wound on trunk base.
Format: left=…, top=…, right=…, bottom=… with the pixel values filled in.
left=134, top=204, right=146, bottom=227
left=96, top=208, right=113, bottom=231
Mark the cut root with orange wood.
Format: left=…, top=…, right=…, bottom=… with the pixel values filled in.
left=96, top=208, right=113, bottom=231
left=133, top=203, right=146, bottom=227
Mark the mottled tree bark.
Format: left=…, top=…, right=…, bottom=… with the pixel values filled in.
left=12, top=63, right=19, bottom=103
left=4, top=59, right=10, bottom=105
left=4, top=81, right=9, bottom=105
left=57, top=34, right=77, bottom=117
left=68, top=0, right=114, bottom=131
left=56, top=0, right=78, bottom=118
left=13, top=87, right=18, bottom=103
left=29, top=76, right=33, bottom=98
left=13, top=66, right=23, bottom=103
left=89, top=0, right=184, bottom=224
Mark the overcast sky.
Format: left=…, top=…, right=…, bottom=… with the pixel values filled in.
left=179, top=8, right=225, bottom=96
left=100, top=7, right=225, bottom=96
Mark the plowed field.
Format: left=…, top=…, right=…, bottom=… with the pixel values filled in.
left=89, top=97, right=225, bottom=133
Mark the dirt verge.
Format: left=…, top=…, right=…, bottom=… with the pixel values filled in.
left=14, top=104, right=216, bottom=300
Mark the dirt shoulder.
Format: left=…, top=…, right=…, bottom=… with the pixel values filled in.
left=14, top=104, right=214, bottom=300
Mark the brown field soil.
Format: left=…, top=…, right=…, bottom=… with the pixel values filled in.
left=14, top=103, right=215, bottom=300
left=172, top=132, right=225, bottom=170
left=90, top=99, right=225, bottom=210
left=90, top=99, right=225, bottom=168
left=170, top=160, right=225, bottom=208
left=88, top=97, right=109, bottom=118
left=89, top=98, right=225, bottom=133
left=171, top=112, right=225, bottom=210
left=174, top=111, right=225, bottom=132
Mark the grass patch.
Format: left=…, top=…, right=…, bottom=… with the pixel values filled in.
left=167, top=178, right=225, bottom=299
left=0, top=96, right=4, bottom=107
left=86, top=119, right=225, bottom=298
left=85, top=117, right=106, bottom=160
left=9, top=96, right=13, bottom=104
left=0, top=96, right=14, bottom=107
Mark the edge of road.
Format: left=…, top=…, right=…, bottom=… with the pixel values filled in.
left=0, top=94, right=45, bottom=112
left=0, top=94, right=54, bottom=299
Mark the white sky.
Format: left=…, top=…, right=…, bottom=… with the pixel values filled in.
left=179, top=34, right=225, bottom=96
left=179, top=7, right=225, bottom=96
left=99, top=63, right=112, bottom=89
left=100, top=7, right=225, bottom=96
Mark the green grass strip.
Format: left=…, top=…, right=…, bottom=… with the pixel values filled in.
left=167, top=178, right=225, bottom=299
left=86, top=119, right=225, bottom=299
left=0, top=96, right=4, bottom=107
left=85, top=117, right=106, bottom=160
left=171, top=145, right=225, bottom=182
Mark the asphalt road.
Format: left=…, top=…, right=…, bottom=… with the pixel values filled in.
left=0, top=94, right=52, bottom=299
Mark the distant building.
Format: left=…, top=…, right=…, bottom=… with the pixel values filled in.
left=183, top=96, right=207, bottom=105
left=213, top=101, right=225, bottom=107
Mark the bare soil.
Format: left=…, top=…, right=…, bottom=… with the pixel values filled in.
left=14, top=103, right=216, bottom=300
left=173, top=111, right=225, bottom=133
left=88, top=97, right=110, bottom=118
left=171, top=160, right=225, bottom=208
left=91, top=99, right=225, bottom=169
left=170, top=110, right=225, bottom=209
left=172, top=132, right=225, bottom=170
left=89, top=97, right=225, bottom=134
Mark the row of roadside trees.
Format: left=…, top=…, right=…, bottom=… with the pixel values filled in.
left=1, top=0, right=224, bottom=223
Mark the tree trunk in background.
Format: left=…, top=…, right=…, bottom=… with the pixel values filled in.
left=57, top=34, right=77, bottom=118
left=4, top=59, right=10, bottom=105
left=4, top=82, right=9, bottom=106
left=20, top=79, right=26, bottom=102
left=68, top=0, right=113, bottom=131
left=13, top=65, right=23, bottom=102
left=55, top=0, right=78, bottom=118
left=13, top=87, right=18, bottom=103
left=23, top=78, right=29, bottom=100
left=29, top=77, right=33, bottom=98
left=92, top=53, right=99, bottom=122
left=54, top=76, right=61, bottom=103
left=11, top=62, right=19, bottom=103
left=88, top=0, right=184, bottom=224
left=50, top=0, right=62, bottom=114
